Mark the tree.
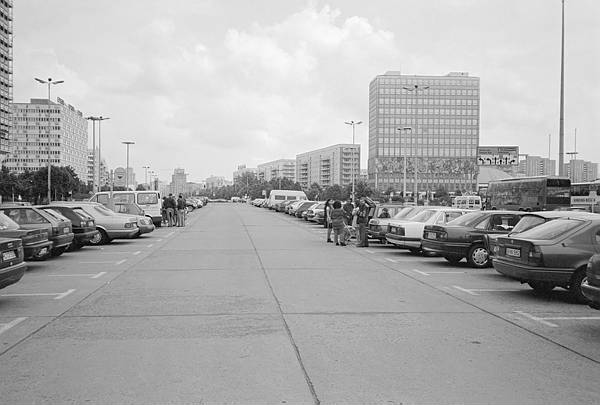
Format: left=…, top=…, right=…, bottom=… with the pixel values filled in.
left=323, top=184, right=343, bottom=201
left=306, top=182, right=322, bottom=200
left=136, top=184, right=147, bottom=191
left=354, top=180, right=373, bottom=199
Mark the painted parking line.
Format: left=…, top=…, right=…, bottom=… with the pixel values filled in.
left=411, top=269, right=467, bottom=276
left=48, top=272, right=106, bottom=279
left=132, top=251, right=141, bottom=256
left=0, top=317, right=27, bottom=335
left=364, top=249, right=376, bottom=254
left=165, top=232, right=175, bottom=238
left=514, top=311, right=559, bottom=327
left=116, top=259, right=127, bottom=265
left=1, top=289, right=76, bottom=300
left=452, top=286, right=524, bottom=296
left=147, top=244, right=154, bottom=248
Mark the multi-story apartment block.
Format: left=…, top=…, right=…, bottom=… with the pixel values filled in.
left=368, top=71, right=480, bottom=194
left=518, top=155, right=556, bottom=177
left=257, top=159, right=296, bottom=182
left=564, top=159, right=598, bottom=183
left=0, top=1, right=12, bottom=160
left=296, top=144, right=360, bottom=189
left=5, top=98, right=87, bottom=180
left=86, top=149, right=108, bottom=189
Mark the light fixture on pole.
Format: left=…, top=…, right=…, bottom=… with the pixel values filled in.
left=35, top=77, right=64, bottom=203
left=97, top=116, right=110, bottom=191
left=122, top=141, right=135, bottom=190
left=344, top=120, right=362, bottom=202
left=558, top=0, right=566, bottom=176
left=396, top=127, right=413, bottom=200
left=403, top=85, right=429, bottom=204
left=85, top=116, right=99, bottom=193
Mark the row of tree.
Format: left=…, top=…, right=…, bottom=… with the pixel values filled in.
left=0, top=165, right=89, bottom=204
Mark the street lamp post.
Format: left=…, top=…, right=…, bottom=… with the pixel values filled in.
left=396, top=127, right=413, bottom=200
left=344, top=120, right=362, bottom=202
left=122, top=141, right=135, bottom=190
left=35, top=77, right=64, bottom=203
left=85, top=116, right=98, bottom=192
left=403, top=85, right=429, bottom=204
left=558, top=0, right=566, bottom=176
left=97, top=116, right=110, bottom=191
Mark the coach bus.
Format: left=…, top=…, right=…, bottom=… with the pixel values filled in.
left=570, top=180, right=600, bottom=213
left=487, top=176, right=571, bottom=211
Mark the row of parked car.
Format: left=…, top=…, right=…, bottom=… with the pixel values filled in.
left=251, top=198, right=600, bottom=309
left=0, top=198, right=175, bottom=291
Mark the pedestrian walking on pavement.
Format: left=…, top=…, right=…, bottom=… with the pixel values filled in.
left=356, top=196, right=375, bottom=247
left=324, top=199, right=333, bottom=243
left=330, top=200, right=346, bottom=246
left=176, top=195, right=186, bottom=227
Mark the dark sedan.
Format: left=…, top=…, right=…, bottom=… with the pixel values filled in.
left=39, top=205, right=98, bottom=250
left=0, top=237, right=27, bottom=290
left=0, top=212, right=53, bottom=261
left=422, top=210, right=523, bottom=268
left=0, top=205, right=74, bottom=257
left=494, top=214, right=600, bottom=302
left=583, top=253, right=600, bottom=309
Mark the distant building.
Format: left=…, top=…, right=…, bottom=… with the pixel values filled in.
left=296, top=144, right=360, bottom=189
left=257, top=159, right=296, bottom=182
left=564, top=159, right=598, bottom=183
left=368, top=71, right=480, bottom=194
left=0, top=1, right=12, bottom=160
left=170, top=168, right=187, bottom=195
left=87, top=149, right=108, bottom=189
left=205, top=175, right=227, bottom=190
left=5, top=98, right=87, bottom=180
left=233, top=164, right=257, bottom=184
left=518, top=155, right=556, bottom=177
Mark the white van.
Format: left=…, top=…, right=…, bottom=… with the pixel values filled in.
left=452, top=195, right=482, bottom=210
left=267, top=190, right=307, bottom=209
left=90, top=191, right=162, bottom=226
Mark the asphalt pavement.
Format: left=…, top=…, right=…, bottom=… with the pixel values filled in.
left=0, top=203, right=599, bottom=404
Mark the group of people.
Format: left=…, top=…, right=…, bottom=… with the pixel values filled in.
left=161, top=194, right=187, bottom=227
left=323, top=196, right=376, bottom=247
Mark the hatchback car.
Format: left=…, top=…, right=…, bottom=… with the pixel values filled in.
left=0, top=212, right=53, bottom=261
left=0, top=205, right=74, bottom=257
left=582, top=253, right=600, bottom=309
left=421, top=210, right=523, bottom=268
left=493, top=214, right=600, bottom=302
left=0, top=237, right=27, bottom=290
left=369, top=206, right=440, bottom=243
left=39, top=205, right=99, bottom=250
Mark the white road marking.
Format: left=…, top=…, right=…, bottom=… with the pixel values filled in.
left=49, top=272, right=106, bottom=279
left=470, top=288, right=524, bottom=293
left=79, top=261, right=115, bottom=264
left=132, top=251, right=141, bottom=256
left=453, top=286, right=479, bottom=295
left=115, top=259, right=127, bottom=265
left=541, top=316, right=600, bottom=321
left=91, top=272, right=107, bottom=279
left=427, top=271, right=468, bottom=274
left=147, top=244, right=154, bottom=248
left=412, top=269, right=430, bottom=276
left=385, top=258, right=397, bottom=263
left=165, top=232, right=174, bottom=238
left=514, top=311, right=559, bottom=327
left=0, top=290, right=76, bottom=300
left=0, top=317, right=27, bottom=335
left=364, top=249, right=376, bottom=254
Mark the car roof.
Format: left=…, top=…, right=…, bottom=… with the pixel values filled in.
left=521, top=211, right=600, bottom=220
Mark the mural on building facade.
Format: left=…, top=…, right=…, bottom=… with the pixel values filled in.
left=373, top=157, right=479, bottom=179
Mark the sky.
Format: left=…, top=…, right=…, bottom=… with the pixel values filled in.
left=13, top=0, right=599, bottom=183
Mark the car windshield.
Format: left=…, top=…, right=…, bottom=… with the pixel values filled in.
left=315, top=203, right=325, bottom=209
left=409, top=209, right=438, bottom=223
left=94, top=204, right=117, bottom=216
left=447, top=211, right=488, bottom=226
left=73, top=208, right=92, bottom=220
left=43, top=208, right=69, bottom=222
left=0, top=212, right=19, bottom=230
left=392, top=207, right=415, bottom=219
left=510, top=215, right=547, bottom=234
left=516, top=218, right=585, bottom=240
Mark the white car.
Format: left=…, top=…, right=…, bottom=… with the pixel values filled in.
left=385, top=208, right=469, bottom=253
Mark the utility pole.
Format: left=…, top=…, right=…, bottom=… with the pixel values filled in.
left=558, top=0, right=566, bottom=176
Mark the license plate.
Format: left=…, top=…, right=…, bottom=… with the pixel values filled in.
left=427, top=232, right=436, bottom=239
left=2, top=250, right=16, bottom=261
left=506, top=247, right=521, bottom=258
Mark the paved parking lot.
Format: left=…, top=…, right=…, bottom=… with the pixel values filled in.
left=0, top=203, right=599, bottom=404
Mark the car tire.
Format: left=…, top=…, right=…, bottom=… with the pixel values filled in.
left=444, top=255, right=462, bottom=265
left=51, top=246, right=67, bottom=257
left=527, top=281, right=555, bottom=294
left=89, top=229, right=110, bottom=245
left=31, top=250, right=51, bottom=261
left=569, top=268, right=590, bottom=304
left=467, top=244, right=490, bottom=268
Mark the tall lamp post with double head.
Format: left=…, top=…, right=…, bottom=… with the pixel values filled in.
left=97, top=116, right=110, bottom=190
left=34, top=77, right=64, bottom=203
left=396, top=127, right=413, bottom=200
left=344, top=120, right=362, bottom=202
left=85, top=116, right=99, bottom=192
left=122, top=141, right=135, bottom=190
left=403, top=84, right=429, bottom=204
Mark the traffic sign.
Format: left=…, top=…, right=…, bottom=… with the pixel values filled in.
left=114, top=167, right=126, bottom=187
left=477, top=146, right=519, bottom=166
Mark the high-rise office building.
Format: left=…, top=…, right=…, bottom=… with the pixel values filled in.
left=368, top=72, right=480, bottom=194
left=564, top=159, right=598, bottom=183
left=257, top=159, right=296, bottom=182
left=518, top=155, right=556, bottom=177
left=170, top=168, right=188, bottom=195
left=296, top=144, right=360, bottom=189
left=6, top=98, right=87, bottom=180
left=0, top=1, right=12, bottom=159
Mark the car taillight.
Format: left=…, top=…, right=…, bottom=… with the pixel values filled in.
left=88, top=220, right=95, bottom=227
left=80, top=221, right=86, bottom=227
left=528, top=245, right=543, bottom=266
left=124, top=222, right=135, bottom=228
left=438, top=232, right=448, bottom=240
left=52, top=226, right=59, bottom=235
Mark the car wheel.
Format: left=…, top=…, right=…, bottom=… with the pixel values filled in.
left=569, top=268, right=590, bottom=304
left=467, top=244, right=489, bottom=268
left=527, top=281, right=555, bottom=294
left=89, top=229, right=110, bottom=245
left=51, top=246, right=67, bottom=257
left=444, top=255, right=462, bottom=265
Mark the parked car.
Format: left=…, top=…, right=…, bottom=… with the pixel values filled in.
left=421, top=210, right=523, bottom=268
left=0, top=205, right=74, bottom=257
left=493, top=214, right=600, bottom=302
left=0, top=237, right=27, bottom=290
left=582, top=254, right=600, bottom=309
left=0, top=212, right=53, bottom=261
left=386, top=208, right=468, bottom=253
left=39, top=205, right=99, bottom=251
left=306, top=203, right=325, bottom=222
left=368, top=205, right=439, bottom=242
left=295, top=201, right=317, bottom=218
left=51, top=202, right=139, bottom=245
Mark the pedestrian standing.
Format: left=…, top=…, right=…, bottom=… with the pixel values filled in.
left=176, top=195, right=186, bottom=227
left=161, top=196, right=168, bottom=226
left=330, top=200, right=346, bottom=246
left=356, top=197, right=376, bottom=247
left=165, top=193, right=176, bottom=227
left=342, top=199, right=354, bottom=244
left=324, top=199, right=333, bottom=243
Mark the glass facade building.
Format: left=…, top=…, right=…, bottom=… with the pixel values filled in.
left=368, top=71, right=480, bottom=194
